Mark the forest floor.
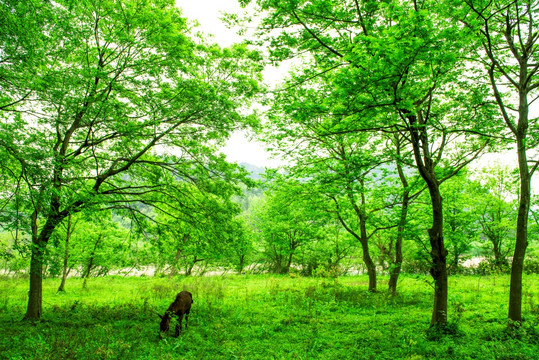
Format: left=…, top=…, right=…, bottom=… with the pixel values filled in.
left=0, top=274, right=538, bottom=359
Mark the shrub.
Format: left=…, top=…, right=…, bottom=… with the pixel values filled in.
left=524, top=257, right=539, bottom=275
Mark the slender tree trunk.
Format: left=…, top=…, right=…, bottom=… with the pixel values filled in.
left=389, top=189, right=408, bottom=295
left=237, top=254, right=245, bottom=274
left=333, top=194, right=376, bottom=292
left=481, top=34, right=533, bottom=326
left=389, top=145, right=409, bottom=295
left=169, top=234, right=189, bottom=278
left=492, top=239, right=508, bottom=269
left=186, top=255, right=202, bottom=276
left=58, top=215, right=73, bottom=292
left=346, top=178, right=377, bottom=292
left=407, top=112, right=448, bottom=327
left=508, top=134, right=530, bottom=324
left=506, top=62, right=530, bottom=325
left=82, top=234, right=102, bottom=289
left=169, top=248, right=183, bottom=279
left=359, top=232, right=377, bottom=292
left=285, top=251, right=294, bottom=274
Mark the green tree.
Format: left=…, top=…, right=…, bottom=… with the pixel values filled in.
left=252, top=178, right=327, bottom=274
left=150, top=175, right=249, bottom=276
left=246, top=0, right=491, bottom=325
left=0, top=0, right=261, bottom=319
left=476, top=166, right=518, bottom=270
left=440, top=171, right=482, bottom=272
left=458, top=0, right=539, bottom=325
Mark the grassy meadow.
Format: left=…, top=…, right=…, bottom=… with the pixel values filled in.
left=0, top=274, right=538, bottom=359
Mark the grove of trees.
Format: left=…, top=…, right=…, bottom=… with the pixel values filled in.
left=1, top=0, right=538, bottom=335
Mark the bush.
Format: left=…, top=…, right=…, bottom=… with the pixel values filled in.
left=401, top=258, right=430, bottom=275
left=524, top=257, right=539, bottom=275
left=470, top=259, right=510, bottom=275
left=312, top=264, right=341, bottom=278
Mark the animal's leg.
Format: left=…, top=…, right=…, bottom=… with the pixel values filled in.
left=185, top=314, right=189, bottom=328
left=174, top=315, right=182, bottom=337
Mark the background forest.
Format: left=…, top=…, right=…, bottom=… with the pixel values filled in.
left=1, top=0, right=539, bottom=359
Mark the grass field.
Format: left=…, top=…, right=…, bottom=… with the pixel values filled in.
left=0, top=274, right=537, bottom=359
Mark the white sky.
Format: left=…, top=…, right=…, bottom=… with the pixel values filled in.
left=177, top=0, right=286, bottom=168
left=176, top=1, right=537, bottom=192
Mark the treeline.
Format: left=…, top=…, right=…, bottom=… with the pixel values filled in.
left=2, top=165, right=538, bottom=281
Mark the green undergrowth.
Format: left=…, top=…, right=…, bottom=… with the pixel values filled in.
left=0, top=274, right=537, bottom=359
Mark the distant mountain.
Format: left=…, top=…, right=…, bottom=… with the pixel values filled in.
left=239, top=162, right=266, bottom=180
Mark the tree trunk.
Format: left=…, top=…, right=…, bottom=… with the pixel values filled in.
left=237, top=254, right=245, bottom=274
left=407, top=112, right=448, bottom=327
left=428, top=186, right=448, bottom=326
left=25, top=239, right=44, bottom=320
left=82, top=234, right=102, bottom=289
left=169, top=248, right=183, bottom=279
left=186, top=255, right=203, bottom=276
left=58, top=215, right=73, bottom=292
left=360, top=239, right=377, bottom=292
left=333, top=194, right=376, bottom=292
left=508, top=133, right=530, bottom=324
left=284, top=251, right=294, bottom=274
left=359, top=192, right=377, bottom=292
left=389, top=189, right=408, bottom=295
left=389, top=147, right=409, bottom=295
left=25, top=211, right=62, bottom=320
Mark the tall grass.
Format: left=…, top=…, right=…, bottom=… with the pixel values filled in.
left=0, top=274, right=537, bottom=359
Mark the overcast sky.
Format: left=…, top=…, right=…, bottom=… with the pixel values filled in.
left=174, top=1, right=536, bottom=187
left=176, top=0, right=285, bottom=168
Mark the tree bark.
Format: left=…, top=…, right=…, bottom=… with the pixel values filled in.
left=428, top=186, right=448, bottom=326
left=389, top=142, right=409, bottom=295
left=25, top=240, right=44, bottom=320
left=82, top=234, right=102, bottom=289
left=25, top=210, right=62, bottom=320
left=407, top=112, right=448, bottom=327
left=360, top=229, right=377, bottom=292
left=169, top=248, right=183, bottom=279
left=389, top=188, right=408, bottom=295
left=332, top=195, right=377, bottom=292
left=285, top=251, right=294, bottom=274
left=508, top=133, right=530, bottom=324
left=472, top=3, right=536, bottom=326
left=169, top=233, right=189, bottom=278
left=58, top=215, right=73, bottom=292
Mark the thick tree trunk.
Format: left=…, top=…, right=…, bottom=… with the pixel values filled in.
left=428, top=187, right=448, bottom=326
left=25, top=240, right=44, bottom=320
left=508, top=134, right=530, bottom=324
left=25, top=211, right=62, bottom=320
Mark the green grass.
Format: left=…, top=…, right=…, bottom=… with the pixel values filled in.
left=0, top=274, right=538, bottom=359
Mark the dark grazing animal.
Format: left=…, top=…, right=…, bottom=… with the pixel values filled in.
left=158, top=290, right=193, bottom=337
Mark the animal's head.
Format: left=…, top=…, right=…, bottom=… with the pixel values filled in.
left=158, top=312, right=171, bottom=336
